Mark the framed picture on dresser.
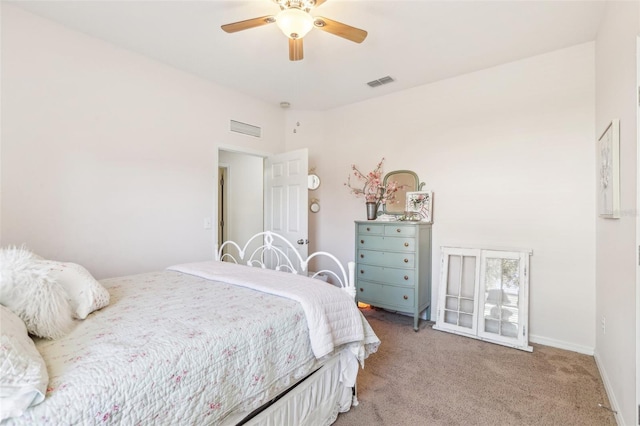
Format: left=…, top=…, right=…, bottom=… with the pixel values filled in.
left=405, top=191, right=433, bottom=223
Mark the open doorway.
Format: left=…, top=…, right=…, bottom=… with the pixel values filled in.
left=218, top=150, right=264, bottom=254
left=217, top=147, right=309, bottom=265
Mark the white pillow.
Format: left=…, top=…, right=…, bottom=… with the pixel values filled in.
left=43, top=261, right=110, bottom=319
left=0, top=305, right=49, bottom=421
left=0, top=246, right=74, bottom=339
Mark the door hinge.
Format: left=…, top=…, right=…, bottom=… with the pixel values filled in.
left=523, top=325, right=526, bottom=337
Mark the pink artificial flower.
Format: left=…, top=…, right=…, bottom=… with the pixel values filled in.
left=344, top=157, right=402, bottom=205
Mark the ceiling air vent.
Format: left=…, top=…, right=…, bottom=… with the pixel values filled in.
left=366, top=76, right=395, bottom=88
left=230, top=120, right=261, bottom=138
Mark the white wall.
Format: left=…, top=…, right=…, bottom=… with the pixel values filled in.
left=0, top=3, right=3, bottom=244
left=0, top=5, right=284, bottom=279
left=594, top=1, right=639, bottom=424
left=286, top=43, right=597, bottom=353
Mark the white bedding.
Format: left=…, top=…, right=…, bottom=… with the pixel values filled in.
left=7, top=262, right=379, bottom=425
left=168, top=261, right=376, bottom=361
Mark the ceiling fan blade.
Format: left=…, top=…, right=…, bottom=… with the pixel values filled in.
left=313, top=17, right=367, bottom=43
left=313, top=0, right=328, bottom=8
left=221, top=16, right=275, bottom=33
left=289, top=38, right=304, bottom=61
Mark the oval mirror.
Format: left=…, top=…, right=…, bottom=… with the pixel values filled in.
left=309, top=199, right=320, bottom=213
left=308, top=174, right=320, bottom=190
left=382, top=170, right=424, bottom=215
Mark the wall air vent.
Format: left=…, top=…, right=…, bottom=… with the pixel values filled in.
left=230, top=120, right=261, bottom=138
left=366, top=76, right=395, bottom=88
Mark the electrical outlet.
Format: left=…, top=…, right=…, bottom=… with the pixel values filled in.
left=601, top=316, right=606, bottom=334
left=204, top=217, right=212, bottom=230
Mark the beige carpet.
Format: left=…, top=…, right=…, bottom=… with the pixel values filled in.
left=334, top=307, right=616, bottom=426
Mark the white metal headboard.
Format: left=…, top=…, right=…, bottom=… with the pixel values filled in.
left=216, top=231, right=356, bottom=299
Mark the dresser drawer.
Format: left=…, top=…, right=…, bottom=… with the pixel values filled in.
left=357, top=264, right=415, bottom=286
left=356, top=281, right=385, bottom=304
left=357, top=235, right=416, bottom=252
left=357, top=223, right=384, bottom=235
left=383, top=285, right=415, bottom=310
left=357, top=249, right=415, bottom=268
left=357, top=281, right=415, bottom=310
left=384, top=225, right=416, bottom=237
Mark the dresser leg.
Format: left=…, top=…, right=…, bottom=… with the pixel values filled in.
left=414, top=316, right=419, bottom=331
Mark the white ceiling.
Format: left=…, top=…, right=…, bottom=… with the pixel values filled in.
left=12, top=0, right=606, bottom=111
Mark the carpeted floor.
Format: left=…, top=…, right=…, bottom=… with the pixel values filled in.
left=334, top=307, right=616, bottom=426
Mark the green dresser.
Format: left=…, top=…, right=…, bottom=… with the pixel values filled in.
left=355, top=221, right=432, bottom=331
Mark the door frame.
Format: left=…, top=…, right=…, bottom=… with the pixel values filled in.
left=635, top=35, right=640, bottom=426
left=218, top=163, right=229, bottom=256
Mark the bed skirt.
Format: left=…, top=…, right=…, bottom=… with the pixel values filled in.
left=226, top=351, right=354, bottom=426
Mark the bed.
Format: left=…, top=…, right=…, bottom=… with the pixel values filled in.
left=0, top=232, right=379, bottom=425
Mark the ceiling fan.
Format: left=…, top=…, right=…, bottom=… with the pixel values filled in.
left=221, top=0, right=367, bottom=61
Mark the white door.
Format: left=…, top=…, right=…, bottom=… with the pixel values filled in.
left=264, top=149, right=309, bottom=264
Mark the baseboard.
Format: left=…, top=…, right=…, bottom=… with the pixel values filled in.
left=528, top=334, right=594, bottom=355
left=594, top=351, right=622, bottom=425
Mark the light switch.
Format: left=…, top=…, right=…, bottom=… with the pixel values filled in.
left=204, top=217, right=212, bottom=229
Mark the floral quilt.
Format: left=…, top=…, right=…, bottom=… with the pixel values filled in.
left=9, top=269, right=363, bottom=425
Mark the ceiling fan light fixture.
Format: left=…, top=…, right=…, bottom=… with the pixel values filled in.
left=276, top=8, right=314, bottom=39
left=273, top=0, right=317, bottom=12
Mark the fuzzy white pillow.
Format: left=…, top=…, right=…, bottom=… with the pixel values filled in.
left=0, top=246, right=74, bottom=339
left=0, top=305, right=49, bottom=421
left=42, top=261, right=110, bottom=319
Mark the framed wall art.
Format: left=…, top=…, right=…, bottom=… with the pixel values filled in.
left=598, top=119, right=620, bottom=219
left=405, top=191, right=433, bottom=223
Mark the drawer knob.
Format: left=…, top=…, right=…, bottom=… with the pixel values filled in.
left=366, top=227, right=371, bottom=231
left=360, top=270, right=364, bottom=274
left=404, top=258, right=409, bottom=263
left=396, top=228, right=401, bottom=233
left=360, top=254, right=364, bottom=258
left=404, top=275, right=409, bottom=281
left=360, top=239, right=365, bottom=244
left=360, top=288, right=364, bottom=292
left=404, top=242, right=409, bottom=247
left=403, top=295, right=408, bottom=300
